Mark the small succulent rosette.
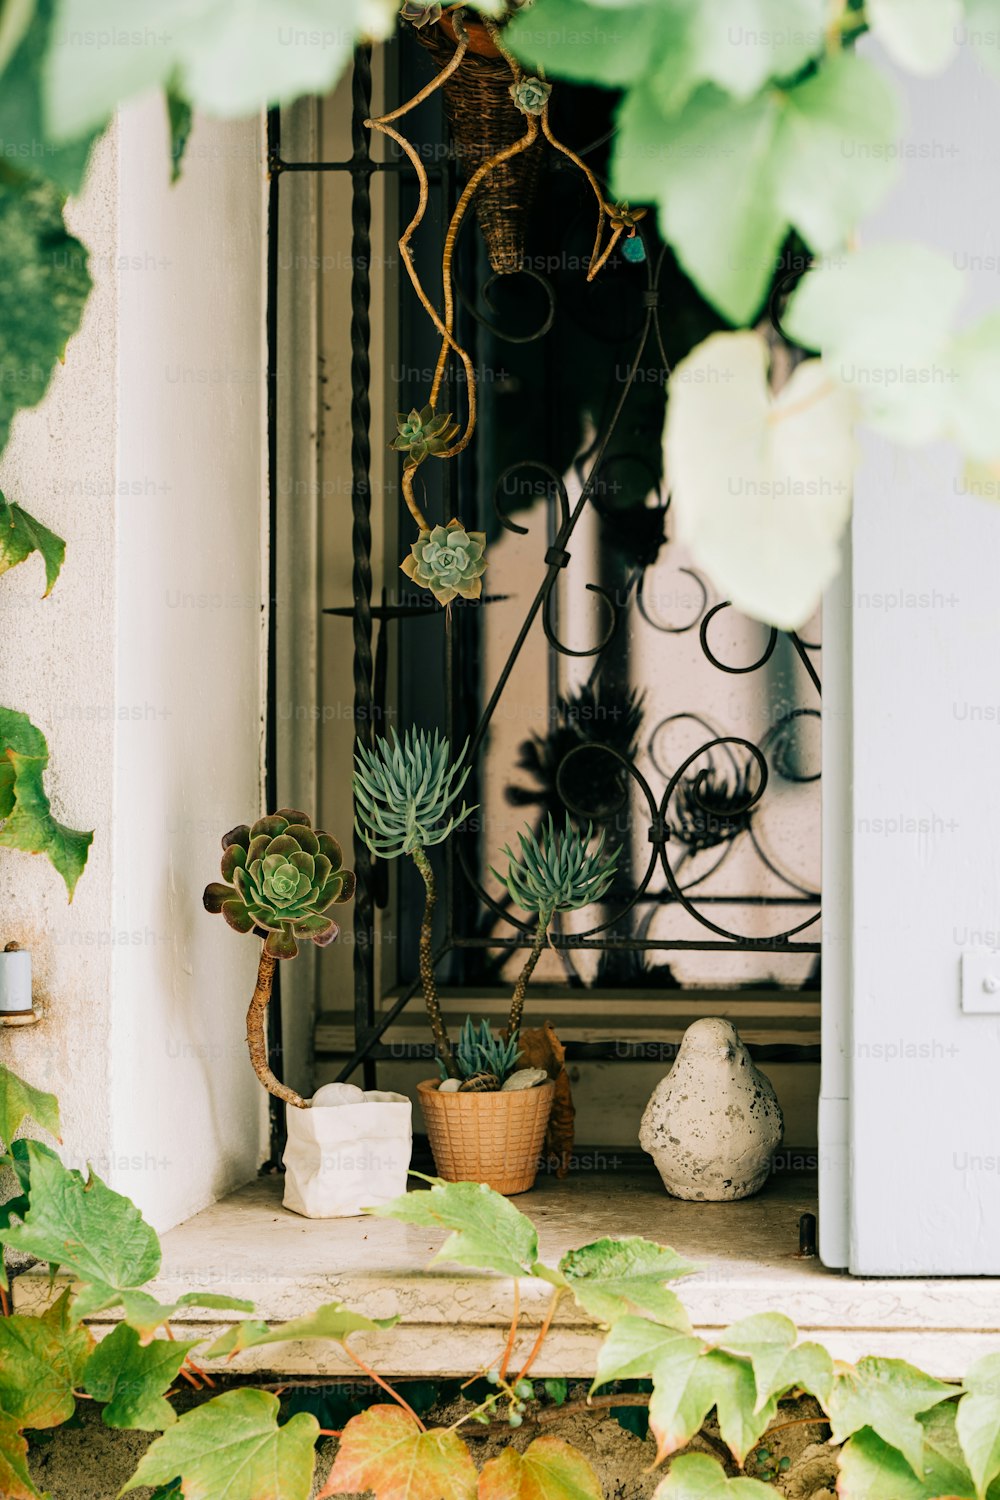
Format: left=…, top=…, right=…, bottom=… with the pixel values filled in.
left=391, top=404, right=459, bottom=465
left=203, top=810, right=355, bottom=960
left=510, top=77, right=551, bottom=116
left=401, top=517, right=487, bottom=605
left=399, top=0, right=442, bottom=26
left=283, top=1082, right=412, bottom=1219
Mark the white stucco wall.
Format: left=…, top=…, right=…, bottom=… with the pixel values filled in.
left=0, top=98, right=268, bottom=1230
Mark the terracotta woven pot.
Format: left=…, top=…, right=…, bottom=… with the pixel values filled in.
left=418, top=1079, right=554, bottom=1194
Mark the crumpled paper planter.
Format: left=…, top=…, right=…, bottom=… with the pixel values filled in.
left=282, top=1090, right=413, bottom=1218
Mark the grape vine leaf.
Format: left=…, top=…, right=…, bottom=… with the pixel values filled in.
left=767, top=1340, right=833, bottom=1408
left=715, top=1314, right=797, bottom=1411
left=612, top=52, right=900, bottom=324
left=0, top=1290, right=93, bottom=1429
left=700, top=1352, right=778, bottom=1464
left=0, top=1140, right=161, bottom=1311
left=0, top=493, right=65, bottom=595
left=957, top=1352, right=1000, bottom=1498
left=592, top=1316, right=703, bottom=1388
left=508, top=0, right=826, bottom=116
left=84, top=1324, right=197, bottom=1429
left=0, top=1412, right=46, bottom=1500
left=559, top=1237, right=696, bottom=1329
left=0, top=0, right=100, bottom=194
left=0, top=1063, right=60, bottom=1150
left=479, top=1435, right=603, bottom=1500
left=827, top=1357, right=956, bottom=1477
left=111, top=1289, right=256, bottom=1343
left=0, top=708, right=94, bottom=898
left=0, top=174, right=92, bottom=458
left=651, top=1453, right=774, bottom=1499
left=373, top=1177, right=550, bottom=1281
left=323, top=1404, right=477, bottom=1500
left=838, top=1403, right=994, bottom=1500
left=868, top=0, right=961, bottom=74
left=665, top=330, right=855, bottom=629
left=123, top=1389, right=319, bottom=1500
left=206, top=1299, right=398, bottom=1359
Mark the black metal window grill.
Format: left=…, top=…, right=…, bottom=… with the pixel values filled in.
left=265, top=42, right=821, bottom=1108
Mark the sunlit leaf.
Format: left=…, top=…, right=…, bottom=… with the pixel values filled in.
left=114, top=1289, right=256, bottom=1343
left=666, top=330, right=855, bottom=628
left=0, top=1062, right=60, bottom=1150
left=479, top=1435, right=603, bottom=1500
left=651, top=1452, right=774, bottom=1499
left=868, top=0, right=961, bottom=73
left=837, top=1404, right=989, bottom=1500
left=768, top=1340, right=833, bottom=1408
left=0, top=1412, right=46, bottom=1500
left=592, top=1316, right=702, bottom=1389
left=716, top=1314, right=796, bottom=1411
left=702, top=1352, right=778, bottom=1464
left=0, top=493, right=65, bottom=595
left=559, top=1237, right=695, bottom=1328
left=0, top=1290, right=92, bottom=1428
left=123, top=1389, right=318, bottom=1499
left=0, top=707, right=93, bottom=898
left=206, top=1299, right=397, bottom=1360
left=84, top=1324, right=196, bottom=1429
left=373, top=1178, right=546, bottom=1280
left=324, top=1404, right=477, bottom=1500
left=958, top=1352, right=1000, bottom=1498
left=827, top=1357, right=956, bottom=1477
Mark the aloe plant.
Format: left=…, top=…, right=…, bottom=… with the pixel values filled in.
left=494, top=815, right=618, bottom=1034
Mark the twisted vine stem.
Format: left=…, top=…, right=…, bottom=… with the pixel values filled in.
left=412, top=844, right=458, bottom=1076
left=246, top=949, right=309, bottom=1109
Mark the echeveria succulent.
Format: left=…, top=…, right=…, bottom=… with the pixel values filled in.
left=391, top=404, right=459, bottom=464
left=401, top=518, right=487, bottom=605
left=510, top=77, right=551, bottom=115
left=203, top=809, right=355, bottom=960
left=495, top=814, right=618, bottom=916
left=400, top=0, right=442, bottom=26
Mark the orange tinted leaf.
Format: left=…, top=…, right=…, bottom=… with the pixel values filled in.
left=325, top=1406, right=476, bottom=1500
left=479, top=1436, right=603, bottom=1500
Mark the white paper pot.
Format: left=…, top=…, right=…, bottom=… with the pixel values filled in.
left=282, top=1091, right=413, bottom=1219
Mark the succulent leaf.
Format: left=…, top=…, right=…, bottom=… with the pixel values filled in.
left=401, top=518, right=488, bottom=606
left=494, top=815, right=619, bottom=916
left=390, top=405, right=460, bottom=463
left=445, top=1018, right=523, bottom=1084
left=203, top=811, right=354, bottom=959
left=354, top=729, right=476, bottom=860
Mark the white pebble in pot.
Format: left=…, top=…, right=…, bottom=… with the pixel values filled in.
left=311, top=1083, right=367, bottom=1107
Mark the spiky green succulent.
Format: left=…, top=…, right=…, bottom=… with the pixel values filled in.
left=443, top=1017, right=522, bottom=1085
left=401, top=518, right=487, bottom=606
left=494, top=814, right=618, bottom=916
left=354, top=729, right=476, bottom=859
left=390, top=404, right=459, bottom=464
left=203, top=810, right=355, bottom=961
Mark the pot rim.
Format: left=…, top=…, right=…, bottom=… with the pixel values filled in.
left=417, top=1076, right=555, bottom=1099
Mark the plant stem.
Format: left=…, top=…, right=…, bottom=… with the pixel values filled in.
left=246, top=948, right=309, bottom=1109
left=515, top=1287, right=563, bottom=1382
left=341, top=1340, right=427, bottom=1430
left=498, top=1281, right=520, bottom=1382
left=411, top=845, right=457, bottom=1077
left=507, top=913, right=550, bottom=1037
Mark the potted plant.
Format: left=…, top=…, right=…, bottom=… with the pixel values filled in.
left=202, top=810, right=413, bottom=1218
left=353, top=731, right=617, bottom=1193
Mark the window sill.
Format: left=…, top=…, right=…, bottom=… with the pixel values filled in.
left=14, top=1171, right=998, bottom=1378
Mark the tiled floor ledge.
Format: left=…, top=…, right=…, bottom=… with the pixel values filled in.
left=15, top=1170, right=1000, bottom=1379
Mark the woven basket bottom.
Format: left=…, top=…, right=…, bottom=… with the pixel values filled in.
left=418, top=1079, right=555, bottom=1195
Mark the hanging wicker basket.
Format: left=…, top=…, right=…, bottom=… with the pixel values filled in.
left=415, top=17, right=543, bottom=275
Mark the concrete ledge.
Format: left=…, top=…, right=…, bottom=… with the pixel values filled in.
left=15, top=1171, right=1000, bottom=1378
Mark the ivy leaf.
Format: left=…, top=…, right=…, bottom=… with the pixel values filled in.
left=592, top=1316, right=702, bottom=1388
left=479, top=1435, right=603, bottom=1500
left=768, top=1340, right=833, bottom=1408
left=868, top=0, right=961, bottom=74
left=206, top=1300, right=398, bottom=1359
left=651, top=1453, right=774, bottom=1499
left=84, top=1324, right=196, bottom=1430
left=0, top=1412, right=46, bottom=1500
left=958, top=1353, right=1000, bottom=1498
left=702, top=1352, right=778, bottom=1465
left=44, top=0, right=409, bottom=140
left=0, top=707, right=94, bottom=898
left=508, top=0, right=826, bottom=114
left=0, top=1062, right=60, bottom=1150
left=0, top=493, right=65, bottom=595
left=665, top=330, right=855, bottom=629
left=0, top=1140, right=160, bottom=1304
left=324, top=1404, right=477, bottom=1500
left=0, top=0, right=99, bottom=194
left=114, top=1289, right=257, bottom=1343
left=373, top=1178, right=546, bottom=1281
left=837, top=1404, right=989, bottom=1500
left=0, top=174, right=92, bottom=457
left=715, top=1314, right=796, bottom=1411
left=613, top=53, right=899, bottom=324
left=165, top=83, right=193, bottom=184
left=0, top=1289, right=93, bottom=1428
left=646, top=1343, right=718, bottom=1462
left=827, top=1357, right=956, bottom=1478
left=123, top=1389, right=319, bottom=1500
left=559, top=1237, right=696, bottom=1329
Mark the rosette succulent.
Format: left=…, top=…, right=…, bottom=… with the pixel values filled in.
left=496, top=814, right=618, bottom=918
left=400, top=0, right=442, bottom=25
left=510, top=77, right=551, bottom=116
left=204, top=810, right=356, bottom=961
left=354, top=729, right=474, bottom=859
left=391, top=404, right=459, bottom=464
left=401, top=518, right=487, bottom=606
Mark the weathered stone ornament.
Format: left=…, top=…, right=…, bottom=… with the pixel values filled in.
left=639, top=1018, right=783, bottom=1201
